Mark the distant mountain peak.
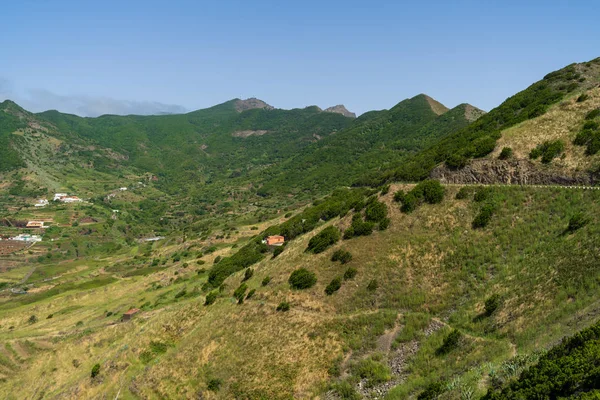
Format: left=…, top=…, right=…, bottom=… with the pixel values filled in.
left=324, top=105, right=356, bottom=118
left=462, top=103, right=486, bottom=122
left=420, top=94, right=449, bottom=115
left=234, top=98, right=274, bottom=112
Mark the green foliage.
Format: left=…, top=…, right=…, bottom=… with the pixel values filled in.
left=242, top=268, right=254, bottom=282
left=482, top=320, right=600, bottom=399
left=27, top=315, right=38, bottom=324
left=577, top=93, right=590, bottom=102
left=436, top=329, right=462, bottom=355
left=380, top=184, right=390, bottom=195
left=343, top=214, right=375, bottom=239
left=418, top=381, right=447, bottom=400
left=343, top=267, right=358, bottom=280
left=331, top=249, right=353, bottom=264
left=474, top=187, right=492, bottom=202
left=352, top=357, right=392, bottom=387
left=272, top=245, right=285, bottom=258
left=574, top=118, right=600, bottom=155
left=261, top=276, right=271, bottom=286
left=585, top=109, right=600, bottom=120
left=484, top=294, right=502, bottom=316
left=288, top=268, right=317, bottom=289
left=246, top=289, right=256, bottom=299
left=204, top=291, right=218, bottom=306
left=364, top=199, right=388, bottom=223
left=367, top=279, right=378, bottom=292
left=276, top=301, right=290, bottom=312
left=325, top=277, right=343, bottom=295
left=330, top=380, right=360, bottom=400
left=529, top=140, right=565, bottom=163
left=568, top=212, right=589, bottom=233
left=499, top=147, right=513, bottom=160
left=207, top=239, right=267, bottom=286
left=233, top=283, right=248, bottom=304
left=393, top=190, right=405, bottom=203
left=455, top=187, right=470, bottom=200
left=473, top=203, right=496, bottom=229
left=306, top=226, right=341, bottom=253
left=399, top=180, right=445, bottom=213
left=207, top=378, right=223, bottom=391
left=90, top=363, right=100, bottom=379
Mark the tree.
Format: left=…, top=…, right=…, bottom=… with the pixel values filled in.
left=325, top=277, right=342, bottom=295
left=288, top=268, right=317, bottom=289
left=91, top=363, right=101, bottom=379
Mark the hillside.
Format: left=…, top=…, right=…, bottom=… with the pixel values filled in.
left=364, top=58, right=600, bottom=187
left=1, top=183, right=599, bottom=399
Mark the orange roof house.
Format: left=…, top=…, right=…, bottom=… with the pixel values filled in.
left=122, top=308, right=140, bottom=321
left=266, top=235, right=285, bottom=246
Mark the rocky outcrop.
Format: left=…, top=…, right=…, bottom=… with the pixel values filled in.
left=234, top=98, right=274, bottom=112
left=463, top=104, right=486, bottom=122
left=231, top=130, right=268, bottom=138
left=431, top=159, right=596, bottom=185
left=324, top=105, right=356, bottom=118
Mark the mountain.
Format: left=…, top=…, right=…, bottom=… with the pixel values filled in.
left=324, top=104, right=357, bottom=118
left=233, top=97, right=274, bottom=112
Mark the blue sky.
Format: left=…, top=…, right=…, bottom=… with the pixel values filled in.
left=1, top=0, right=599, bottom=116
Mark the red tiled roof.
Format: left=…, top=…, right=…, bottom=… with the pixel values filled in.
left=123, top=308, right=140, bottom=315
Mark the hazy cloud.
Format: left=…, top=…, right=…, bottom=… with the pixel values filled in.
left=0, top=78, right=188, bottom=117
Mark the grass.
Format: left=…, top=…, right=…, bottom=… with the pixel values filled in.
left=1, top=184, right=600, bottom=398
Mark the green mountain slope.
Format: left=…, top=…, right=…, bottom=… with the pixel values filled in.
left=365, top=58, right=600, bottom=186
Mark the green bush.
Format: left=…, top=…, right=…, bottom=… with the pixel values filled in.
left=378, top=217, right=391, bottom=231
left=585, top=109, right=600, bottom=120
left=484, top=294, right=502, bottom=316
left=174, top=288, right=187, bottom=299
left=276, top=301, right=290, bottom=312
left=473, top=203, right=496, bottom=229
left=353, top=357, right=391, bottom=387
left=325, top=277, right=343, bottom=295
left=207, top=378, right=223, bottom=391
left=577, top=93, right=589, bottom=102
left=233, top=283, right=248, bottom=303
left=399, top=180, right=444, bottom=213
left=364, top=200, right=388, bottom=223
left=367, top=279, right=378, bottom=292
left=529, top=140, right=565, bottom=163
left=436, top=329, right=462, bottom=355
left=306, top=226, right=341, bottom=253
left=204, top=291, right=218, bottom=306
left=380, top=184, right=390, bottom=195
left=242, top=268, right=254, bottom=282
left=498, top=147, right=513, bottom=160
left=455, top=187, right=470, bottom=200
left=567, top=212, right=589, bottom=233
left=418, top=381, right=447, bottom=400
left=213, top=255, right=221, bottom=264
left=393, top=190, right=405, bottom=203
left=28, top=315, right=38, bottom=324
left=331, top=380, right=360, bottom=400
left=261, top=276, right=271, bottom=286
left=474, top=187, right=491, bottom=202
left=331, top=249, right=352, bottom=264
left=573, top=119, right=600, bottom=155
left=343, top=267, right=357, bottom=280
left=91, top=363, right=101, bottom=379
left=288, top=268, right=317, bottom=289
left=343, top=214, right=374, bottom=239
left=400, top=192, right=420, bottom=213
left=272, top=245, right=285, bottom=258
left=246, top=289, right=256, bottom=299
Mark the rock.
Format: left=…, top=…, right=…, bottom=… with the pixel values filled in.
left=234, top=98, right=274, bottom=112
left=324, top=105, right=356, bottom=118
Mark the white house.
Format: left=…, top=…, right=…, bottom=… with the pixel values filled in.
left=119, top=187, right=128, bottom=191
left=10, top=234, right=42, bottom=243
left=34, top=199, right=49, bottom=207
left=53, top=193, right=68, bottom=201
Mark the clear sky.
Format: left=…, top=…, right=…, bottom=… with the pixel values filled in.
left=1, top=0, right=599, bottom=116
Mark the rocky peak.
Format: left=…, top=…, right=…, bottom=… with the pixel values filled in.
left=323, top=105, right=356, bottom=118
left=234, top=98, right=274, bottom=112
left=463, top=104, right=486, bottom=122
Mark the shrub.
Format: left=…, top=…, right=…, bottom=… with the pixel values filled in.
left=261, top=276, right=271, bottom=286
left=455, top=187, right=470, bottom=200
left=474, top=187, right=491, bottom=202
left=213, top=256, right=221, bottom=264
left=399, top=180, right=444, bottom=213
left=446, top=153, right=469, bottom=169
left=325, top=277, right=343, bottom=295
left=585, top=109, right=600, bottom=120
left=276, top=301, right=290, bottom=312
left=473, top=203, right=496, bottom=229
left=380, top=184, right=390, bottom=195
left=529, top=140, right=565, bottom=163
left=331, top=380, right=360, bottom=400
left=364, top=200, right=388, bottom=223
left=91, top=363, right=100, bottom=379
left=47, top=314, right=53, bottom=319
left=289, top=268, right=317, bottom=289
left=577, top=93, right=589, bottom=102
left=272, top=246, right=285, bottom=258
left=484, top=294, right=502, bottom=316
left=344, top=215, right=374, bottom=239
left=378, top=217, right=390, bottom=231
left=498, top=147, right=513, bottom=160
left=400, top=192, right=419, bottom=213
left=567, top=212, right=589, bottom=233
left=207, top=378, right=222, bottom=391
left=367, top=279, right=378, bottom=292
left=353, top=358, right=391, bottom=387
left=204, top=291, right=218, bottom=306
left=28, top=315, right=38, bottom=324
left=246, top=289, right=256, bottom=299
left=174, top=288, right=187, bottom=299
left=436, top=329, right=462, bottom=355
left=306, top=226, right=341, bottom=253
left=344, top=267, right=358, bottom=280
left=242, top=268, right=254, bottom=282
left=393, top=190, right=405, bottom=203
left=233, top=283, right=248, bottom=303
left=418, top=381, right=447, bottom=400
left=331, top=249, right=352, bottom=264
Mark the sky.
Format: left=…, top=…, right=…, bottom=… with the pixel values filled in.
left=0, top=0, right=599, bottom=117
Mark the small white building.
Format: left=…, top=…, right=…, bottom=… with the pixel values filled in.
left=10, top=234, right=42, bottom=243
left=34, top=199, right=49, bottom=207
left=119, top=187, right=128, bottom=191
left=61, top=196, right=82, bottom=203
left=53, top=193, right=68, bottom=201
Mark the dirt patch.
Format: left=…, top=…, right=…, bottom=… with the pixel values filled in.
left=232, top=130, right=269, bottom=138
